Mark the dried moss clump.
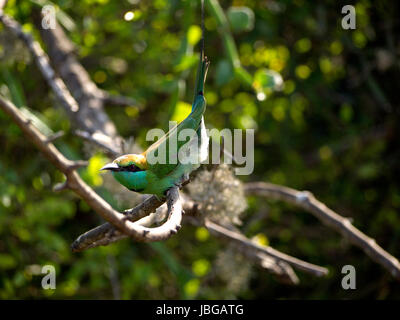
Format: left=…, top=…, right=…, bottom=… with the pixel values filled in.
left=187, top=164, right=247, bottom=225
left=215, top=246, right=253, bottom=296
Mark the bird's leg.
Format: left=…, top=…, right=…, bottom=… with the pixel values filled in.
left=174, top=173, right=190, bottom=189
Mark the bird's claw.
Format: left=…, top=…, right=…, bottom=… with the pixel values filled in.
left=174, top=181, right=184, bottom=189
left=174, top=173, right=190, bottom=189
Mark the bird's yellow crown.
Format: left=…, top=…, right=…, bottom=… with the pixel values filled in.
left=114, top=154, right=147, bottom=170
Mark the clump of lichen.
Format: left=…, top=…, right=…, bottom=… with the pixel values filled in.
left=215, top=246, right=253, bottom=296
left=187, top=164, right=247, bottom=225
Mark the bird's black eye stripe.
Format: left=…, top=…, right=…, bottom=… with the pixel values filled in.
left=124, top=164, right=143, bottom=172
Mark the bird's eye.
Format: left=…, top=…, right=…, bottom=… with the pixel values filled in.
left=125, top=164, right=142, bottom=172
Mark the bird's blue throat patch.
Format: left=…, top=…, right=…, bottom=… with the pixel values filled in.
left=111, top=170, right=147, bottom=192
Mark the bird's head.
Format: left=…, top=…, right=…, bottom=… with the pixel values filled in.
left=100, top=154, right=147, bottom=173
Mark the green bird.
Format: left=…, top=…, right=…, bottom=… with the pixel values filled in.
left=100, top=55, right=210, bottom=199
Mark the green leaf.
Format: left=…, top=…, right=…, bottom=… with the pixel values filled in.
left=227, top=7, right=255, bottom=32
left=171, top=101, right=192, bottom=123
left=192, top=259, right=210, bottom=277
left=187, top=25, right=202, bottom=46
left=1, top=69, right=26, bottom=108
left=0, top=254, right=17, bottom=270
left=174, top=55, right=198, bottom=73
left=215, top=59, right=234, bottom=86
left=253, top=69, right=283, bottom=91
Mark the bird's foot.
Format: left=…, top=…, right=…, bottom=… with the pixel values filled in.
left=174, top=173, right=190, bottom=189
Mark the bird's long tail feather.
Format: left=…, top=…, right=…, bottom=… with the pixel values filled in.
left=193, top=0, right=210, bottom=103
left=193, top=58, right=210, bottom=99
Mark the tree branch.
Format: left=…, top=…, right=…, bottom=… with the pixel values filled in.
left=0, top=11, right=123, bottom=156
left=0, top=0, right=8, bottom=11
left=36, top=15, right=120, bottom=139
left=244, top=182, right=400, bottom=281
left=203, top=219, right=327, bottom=277
left=99, top=90, right=140, bottom=108
left=71, top=195, right=165, bottom=252
left=252, top=252, right=300, bottom=285
left=74, top=129, right=120, bottom=158
left=71, top=193, right=327, bottom=279
left=0, top=96, right=182, bottom=243
left=0, top=12, right=79, bottom=115
left=45, top=130, right=65, bottom=143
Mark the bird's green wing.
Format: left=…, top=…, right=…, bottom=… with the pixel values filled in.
left=144, top=58, right=209, bottom=178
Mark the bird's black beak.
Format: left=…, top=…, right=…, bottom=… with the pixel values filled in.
left=100, top=162, right=119, bottom=171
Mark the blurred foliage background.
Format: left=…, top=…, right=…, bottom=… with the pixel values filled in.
left=1, top=0, right=400, bottom=299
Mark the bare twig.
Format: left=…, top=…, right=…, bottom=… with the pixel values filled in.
left=255, top=252, right=300, bottom=285
left=203, top=218, right=328, bottom=277
left=68, top=160, right=89, bottom=170
left=99, top=90, right=140, bottom=108
left=0, top=96, right=183, bottom=243
left=53, top=181, right=69, bottom=192
left=45, top=130, right=65, bottom=143
left=245, top=182, right=400, bottom=281
left=74, top=130, right=120, bottom=158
